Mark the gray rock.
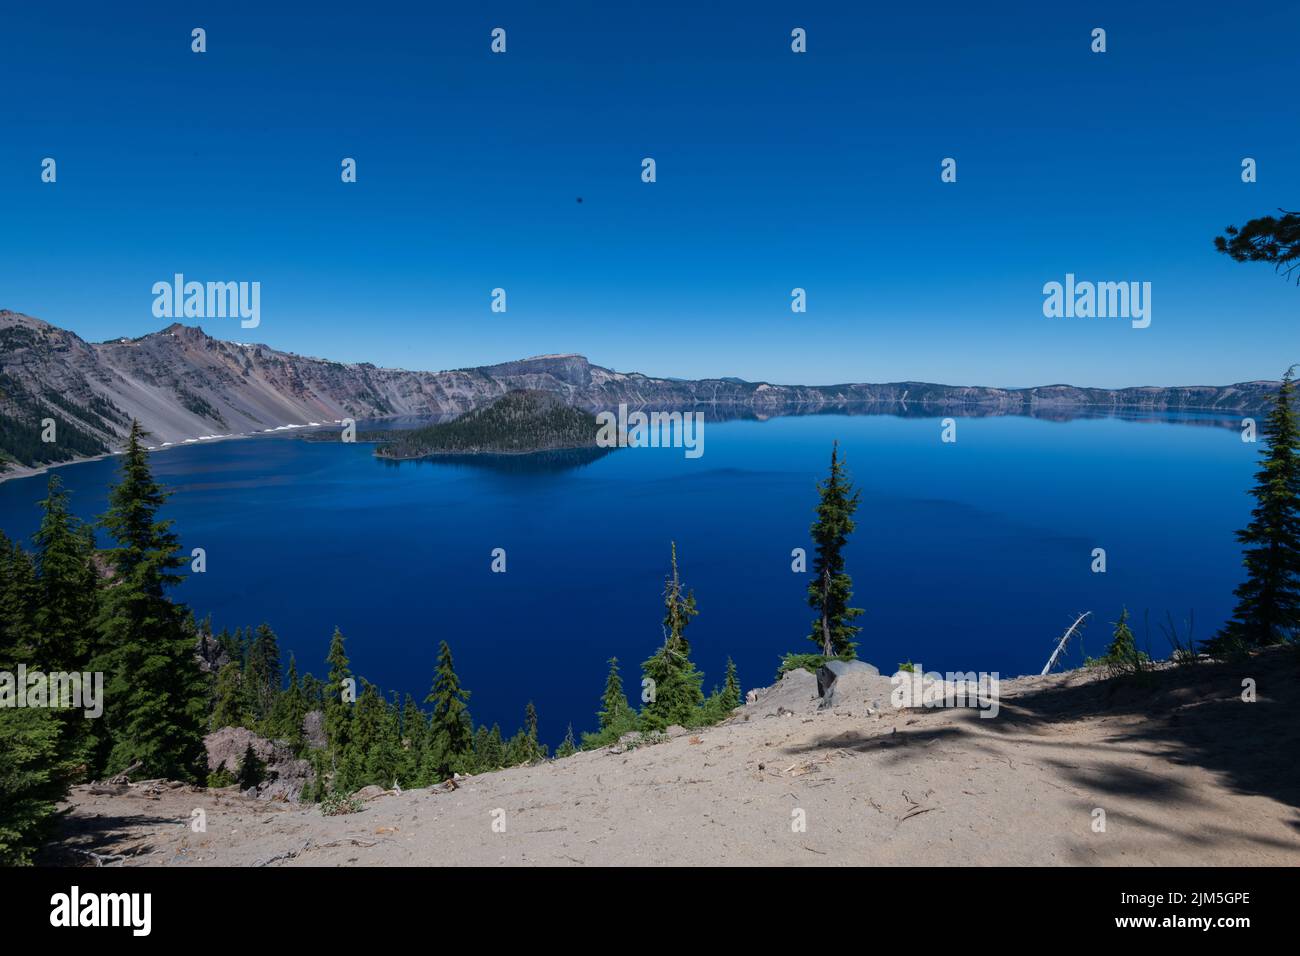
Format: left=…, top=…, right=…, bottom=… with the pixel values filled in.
left=821, top=671, right=894, bottom=712
left=816, top=658, right=880, bottom=698
left=194, top=628, right=232, bottom=675
left=744, top=667, right=820, bottom=717
left=204, top=726, right=314, bottom=803
left=302, top=709, right=327, bottom=750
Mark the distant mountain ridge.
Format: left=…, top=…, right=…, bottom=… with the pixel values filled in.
left=0, top=309, right=1280, bottom=473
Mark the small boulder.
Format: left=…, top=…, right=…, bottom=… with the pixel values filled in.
left=816, top=658, right=880, bottom=697
left=818, top=660, right=892, bottom=712
left=744, top=667, right=820, bottom=717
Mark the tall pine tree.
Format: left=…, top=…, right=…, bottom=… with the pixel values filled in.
left=522, top=700, right=547, bottom=762
left=720, top=656, right=742, bottom=711
left=244, top=623, right=282, bottom=728
left=0, top=522, right=81, bottom=863
left=807, top=441, right=863, bottom=657
left=209, top=661, right=246, bottom=731
left=424, top=640, right=472, bottom=780
left=273, top=653, right=307, bottom=751
left=323, top=627, right=354, bottom=784
left=0, top=708, right=79, bottom=865
left=398, top=693, right=428, bottom=786
left=597, top=656, right=634, bottom=731
left=0, top=533, right=38, bottom=669
left=32, top=476, right=98, bottom=673
left=92, top=420, right=206, bottom=780
left=1213, top=366, right=1300, bottom=649
left=641, top=542, right=705, bottom=731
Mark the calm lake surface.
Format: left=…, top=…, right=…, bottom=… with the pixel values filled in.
left=0, top=410, right=1255, bottom=744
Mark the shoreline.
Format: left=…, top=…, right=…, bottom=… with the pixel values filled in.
left=0, top=421, right=349, bottom=487
left=0, top=399, right=1255, bottom=486
left=374, top=442, right=602, bottom=461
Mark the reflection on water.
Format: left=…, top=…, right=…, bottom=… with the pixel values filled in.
left=350, top=400, right=1247, bottom=437
left=375, top=445, right=618, bottom=475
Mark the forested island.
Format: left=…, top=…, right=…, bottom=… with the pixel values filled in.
left=371, top=390, right=603, bottom=459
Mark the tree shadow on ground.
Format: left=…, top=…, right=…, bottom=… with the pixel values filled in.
left=38, top=810, right=178, bottom=866
left=789, top=647, right=1300, bottom=813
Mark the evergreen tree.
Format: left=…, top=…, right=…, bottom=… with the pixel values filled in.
left=720, top=656, right=742, bottom=712
left=210, top=661, right=247, bottom=730
left=556, top=723, right=577, bottom=758
left=471, top=724, right=492, bottom=773
left=806, top=441, right=863, bottom=657
left=1110, top=611, right=1136, bottom=655
left=274, top=653, right=307, bottom=751
left=597, top=656, right=634, bottom=731
left=1213, top=367, right=1300, bottom=649
left=0, top=535, right=38, bottom=668
left=504, top=728, right=532, bottom=766
left=641, top=542, right=705, bottom=731
left=524, top=700, right=539, bottom=744
left=323, top=626, right=354, bottom=778
left=1215, top=210, right=1300, bottom=285
left=483, top=723, right=505, bottom=769
left=349, top=682, right=401, bottom=789
left=299, top=672, right=324, bottom=709
left=335, top=742, right=365, bottom=794
left=244, top=623, right=282, bottom=727
left=304, top=749, right=330, bottom=802
left=91, top=420, right=206, bottom=780
left=32, top=476, right=98, bottom=673
left=236, top=743, right=265, bottom=791
left=0, top=505, right=87, bottom=859
left=522, top=701, right=548, bottom=762
left=398, top=693, right=428, bottom=786
left=215, top=626, right=242, bottom=667
left=424, top=640, right=472, bottom=780
left=0, top=709, right=79, bottom=865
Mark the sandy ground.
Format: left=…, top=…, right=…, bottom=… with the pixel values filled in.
left=45, top=649, right=1300, bottom=867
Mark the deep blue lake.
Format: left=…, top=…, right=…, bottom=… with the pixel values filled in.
left=0, top=410, right=1256, bottom=745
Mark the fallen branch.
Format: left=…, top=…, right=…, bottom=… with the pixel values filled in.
left=105, top=761, right=142, bottom=786
left=253, top=840, right=311, bottom=868
left=69, top=847, right=126, bottom=867
left=1041, top=611, right=1091, bottom=675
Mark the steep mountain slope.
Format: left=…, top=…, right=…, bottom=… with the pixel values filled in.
left=0, top=309, right=1280, bottom=474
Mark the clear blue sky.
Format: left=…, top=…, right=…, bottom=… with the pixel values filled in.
left=1, top=1, right=1297, bottom=388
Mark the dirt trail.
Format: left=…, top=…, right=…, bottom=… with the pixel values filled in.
left=47, top=650, right=1300, bottom=866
